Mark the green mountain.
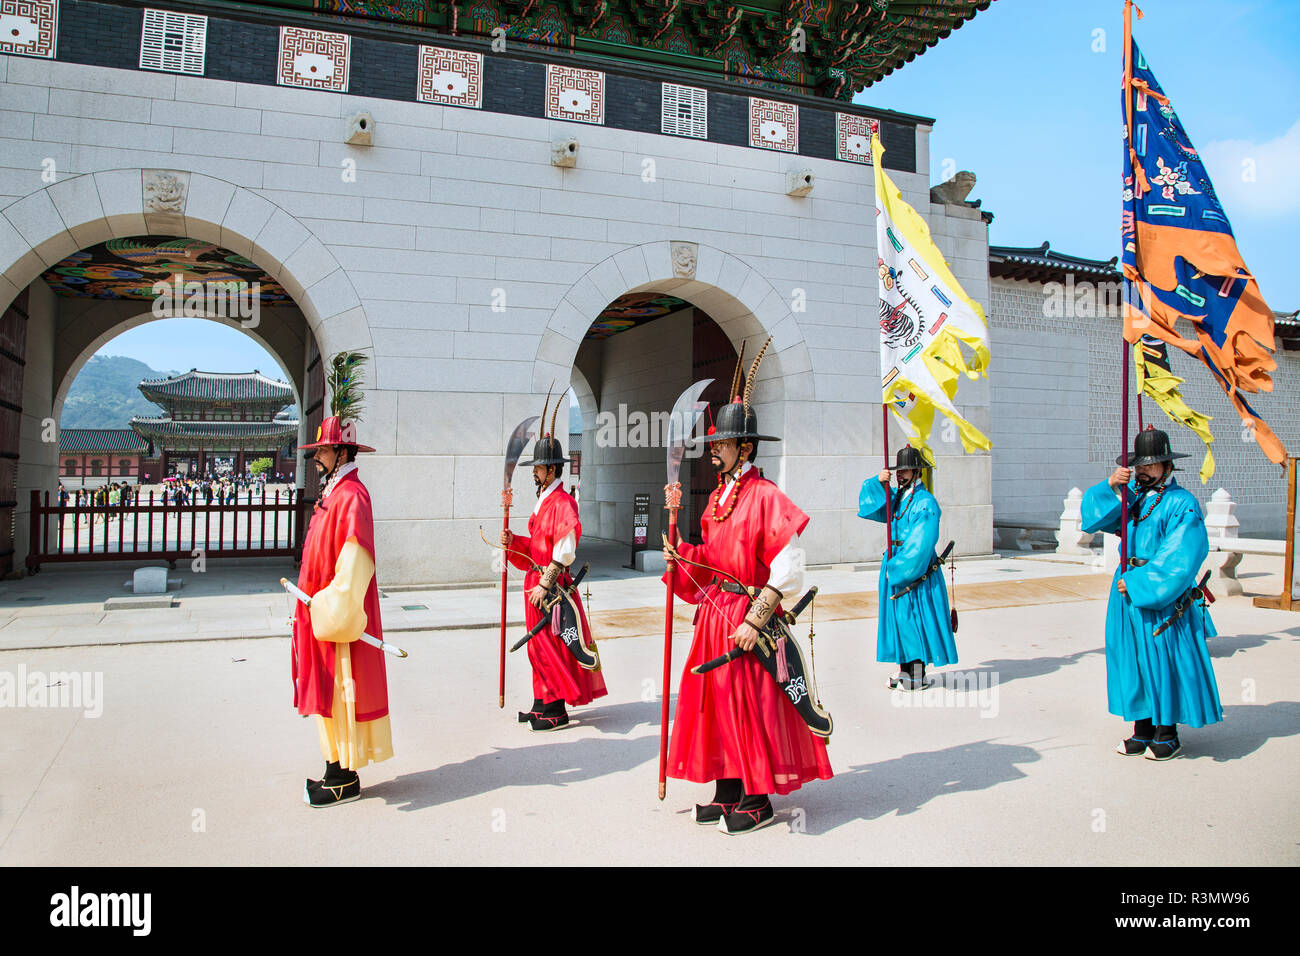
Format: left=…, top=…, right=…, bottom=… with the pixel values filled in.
left=60, top=355, right=300, bottom=428
left=59, top=355, right=180, bottom=428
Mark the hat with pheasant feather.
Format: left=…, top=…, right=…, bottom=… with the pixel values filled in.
left=300, top=351, right=376, bottom=453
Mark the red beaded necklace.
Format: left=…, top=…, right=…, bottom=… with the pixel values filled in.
left=711, top=468, right=747, bottom=522
left=1134, top=484, right=1166, bottom=523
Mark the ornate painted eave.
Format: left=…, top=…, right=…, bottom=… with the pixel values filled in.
left=235, top=0, right=993, bottom=98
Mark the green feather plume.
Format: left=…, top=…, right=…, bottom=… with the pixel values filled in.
left=327, top=351, right=368, bottom=423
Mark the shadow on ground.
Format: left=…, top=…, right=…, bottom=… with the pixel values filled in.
left=938, top=648, right=1103, bottom=688
left=1181, top=701, right=1300, bottom=762
left=1209, top=624, right=1298, bottom=659
left=795, top=739, right=1042, bottom=835
left=370, top=702, right=664, bottom=811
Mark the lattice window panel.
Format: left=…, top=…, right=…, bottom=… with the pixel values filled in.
left=661, top=82, right=707, bottom=139
left=139, top=9, right=206, bottom=75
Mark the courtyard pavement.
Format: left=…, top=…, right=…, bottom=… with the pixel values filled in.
left=0, top=546, right=1296, bottom=866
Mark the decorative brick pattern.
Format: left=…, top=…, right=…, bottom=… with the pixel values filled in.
left=661, top=82, right=706, bottom=138
left=417, top=44, right=482, bottom=108
left=139, top=8, right=206, bottom=76
left=0, top=0, right=58, bottom=59
left=836, top=113, right=876, bottom=163
left=545, top=64, right=604, bottom=125
left=749, top=96, right=797, bottom=152
left=277, top=25, right=349, bottom=92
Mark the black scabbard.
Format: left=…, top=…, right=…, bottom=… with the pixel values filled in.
left=890, top=540, right=954, bottom=600
left=508, top=563, right=591, bottom=653
left=691, top=586, right=818, bottom=674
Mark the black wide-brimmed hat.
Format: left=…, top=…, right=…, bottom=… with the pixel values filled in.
left=699, top=337, right=781, bottom=444
left=1117, top=426, right=1188, bottom=467
left=894, top=446, right=933, bottom=471
left=522, top=385, right=571, bottom=466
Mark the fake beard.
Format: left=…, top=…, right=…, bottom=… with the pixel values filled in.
left=534, top=474, right=548, bottom=497
left=1136, top=471, right=1163, bottom=490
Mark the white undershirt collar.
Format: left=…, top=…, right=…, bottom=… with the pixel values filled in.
left=533, top=478, right=563, bottom=515
left=321, top=461, right=357, bottom=502
left=718, top=461, right=753, bottom=505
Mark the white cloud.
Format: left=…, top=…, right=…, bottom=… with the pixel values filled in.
left=1200, top=117, right=1300, bottom=218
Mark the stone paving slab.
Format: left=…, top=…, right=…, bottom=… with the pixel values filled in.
left=1, top=591, right=1295, bottom=866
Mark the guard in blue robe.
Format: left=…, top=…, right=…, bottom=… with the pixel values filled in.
left=1081, top=427, right=1222, bottom=761
left=858, top=446, right=956, bottom=689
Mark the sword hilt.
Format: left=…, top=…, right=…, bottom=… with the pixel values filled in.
left=783, top=586, right=818, bottom=624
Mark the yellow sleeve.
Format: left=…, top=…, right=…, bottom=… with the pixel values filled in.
left=309, top=536, right=375, bottom=644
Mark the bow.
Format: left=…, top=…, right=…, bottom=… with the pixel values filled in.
left=661, top=532, right=758, bottom=606
left=479, top=526, right=545, bottom=576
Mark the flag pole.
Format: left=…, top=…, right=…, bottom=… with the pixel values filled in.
left=1119, top=0, right=1138, bottom=569
left=882, top=404, right=893, bottom=559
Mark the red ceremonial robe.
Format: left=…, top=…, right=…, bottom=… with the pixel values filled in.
left=507, top=483, right=607, bottom=706
left=292, top=470, right=389, bottom=722
left=663, top=470, right=832, bottom=796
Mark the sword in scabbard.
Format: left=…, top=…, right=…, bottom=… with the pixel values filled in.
left=509, top=563, right=590, bottom=652
left=659, top=378, right=714, bottom=801
left=498, top=415, right=539, bottom=707
left=281, top=578, right=408, bottom=659
left=889, top=540, right=954, bottom=600
left=1152, top=569, right=1214, bottom=637
left=692, top=585, right=819, bottom=674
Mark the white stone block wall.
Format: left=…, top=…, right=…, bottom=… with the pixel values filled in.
left=0, top=59, right=995, bottom=582
left=989, top=274, right=1299, bottom=536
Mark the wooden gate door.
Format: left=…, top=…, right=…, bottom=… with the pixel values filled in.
left=0, top=289, right=28, bottom=576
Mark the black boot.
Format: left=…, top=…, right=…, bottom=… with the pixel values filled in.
left=1145, top=724, right=1181, bottom=761
left=692, top=778, right=742, bottom=825
left=719, top=792, right=775, bottom=835
left=889, top=660, right=927, bottom=691
left=529, top=699, right=570, bottom=732
left=518, top=698, right=544, bottom=723
left=304, top=761, right=360, bottom=807
left=1117, top=717, right=1154, bottom=756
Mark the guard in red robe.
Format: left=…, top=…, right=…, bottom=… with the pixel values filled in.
left=663, top=343, right=833, bottom=834
left=502, top=393, right=606, bottom=731
left=291, top=356, right=391, bottom=808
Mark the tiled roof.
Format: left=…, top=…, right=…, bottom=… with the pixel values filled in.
left=989, top=242, right=1120, bottom=282
left=138, top=370, right=294, bottom=405
left=129, top=418, right=300, bottom=445
left=1275, top=310, right=1300, bottom=347
left=58, top=428, right=149, bottom=453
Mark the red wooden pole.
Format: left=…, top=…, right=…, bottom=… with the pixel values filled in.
left=882, top=404, right=893, bottom=559
left=1120, top=0, right=1135, bottom=570
left=498, top=494, right=511, bottom=709
left=659, top=504, right=678, bottom=801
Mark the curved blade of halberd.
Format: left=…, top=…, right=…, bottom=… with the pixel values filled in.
left=504, top=415, right=539, bottom=489
left=666, top=379, right=714, bottom=486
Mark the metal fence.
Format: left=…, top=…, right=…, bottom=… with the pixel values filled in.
left=26, top=488, right=312, bottom=572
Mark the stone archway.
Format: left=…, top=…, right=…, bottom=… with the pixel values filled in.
left=537, top=241, right=816, bottom=548
left=0, top=169, right=372, bottom=357
left=0, top=170, right=374, bottom=568
left=533, top=240, right=812, bottom=411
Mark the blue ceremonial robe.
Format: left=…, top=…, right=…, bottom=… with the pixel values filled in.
left=1081, top=477, right=1222, bottom=727
left=858, top=479, right=957, bottom=666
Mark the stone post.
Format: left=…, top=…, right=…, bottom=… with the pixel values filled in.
left=1055, top=487, right=1095, bottom=555
left=1203, top=487, right=1243, bottom=596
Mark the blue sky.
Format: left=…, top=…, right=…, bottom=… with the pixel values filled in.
left=863, top=0, right=1300, bottom=311
left=97, top=319, right=284, bottom=377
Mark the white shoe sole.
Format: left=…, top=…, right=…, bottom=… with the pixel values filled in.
left=717, top=813, right=775, bottom=835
